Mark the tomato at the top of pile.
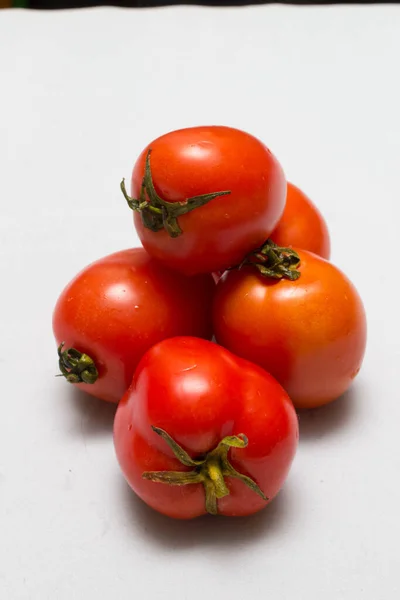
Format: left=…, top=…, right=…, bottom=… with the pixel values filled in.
left=271, top=182, right=331, bottom=259
left=123, top=126, right=286, bottom=275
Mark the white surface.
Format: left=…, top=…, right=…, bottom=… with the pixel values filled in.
left=1, top=5, right=399, bottom=599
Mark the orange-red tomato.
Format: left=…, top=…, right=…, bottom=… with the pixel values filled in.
left=53, top=248, right=215, bottom=403
left=213, top=250, right=367, bottom=409
left=114, top=337, right=298, bottom=519
left=271, top=183, right=331, bottom=259
left=127, top=126, right=286, bottom=275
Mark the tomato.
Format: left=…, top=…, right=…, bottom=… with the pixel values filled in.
left=213, top=246, right=367, bottom=409
left=271, top=182, right=331, bottom=259
left=53, top=249, right=215, bottom=404
left=212, top=271, right=223, bottom=284
left=122, top=126, right=286, bottom=275
left=114, top=337, right=298, bottom=519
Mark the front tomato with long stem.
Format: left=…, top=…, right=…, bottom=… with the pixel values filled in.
left=122, top=126, right=286, bottom=275
left=53, top=249, right=215, bottom=404
left=213, top=243, right=367, bottom=409
left=114, top=337, right=298, bottom=519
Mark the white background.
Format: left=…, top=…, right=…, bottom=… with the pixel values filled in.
left=1, top=5, right=399, bottom=599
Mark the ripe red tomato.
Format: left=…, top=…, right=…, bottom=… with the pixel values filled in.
left=213, top=247, right=367, bottom=409
left=271, top=183, right=331, bottom=259
left=114, top=337, right=298, bottom=519
left=53, top=249, right=215, bottom=404
left=123, top=126, right=286, bottom=275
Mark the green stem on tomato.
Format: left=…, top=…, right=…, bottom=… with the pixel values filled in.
left=142, top=426, right=268, bottom=515
left=235, top=239, right=302, bottom=280
left=57, top=342, right=98, bottom=384
left=121, top=149, right=231, bottom=238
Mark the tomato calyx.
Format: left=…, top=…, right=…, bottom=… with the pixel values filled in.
left=142, top=426, right=268, bottom=515
left=57, top=342, right=99, bottom=384
left=236, top=239, right=301, bottom=280
left=121, top=150, right=231, bottom=238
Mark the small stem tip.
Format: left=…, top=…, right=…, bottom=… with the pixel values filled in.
left=57, top=342, right=98, bottom=384
left=237, top=239, right=301, bottom=280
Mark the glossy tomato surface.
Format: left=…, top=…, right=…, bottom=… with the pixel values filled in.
left=271, top=183, right=331, bottom=259
left=53, top=249, right=215, bottom=403
left=114, top=337, right=298, bottom=519
left=213, top=250, right=367, bottom=409
left=131, top=126, right=286, bottom=275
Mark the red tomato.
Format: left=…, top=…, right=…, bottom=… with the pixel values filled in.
left=212, top=271, right=223, bottom=284
left=271, top=183, right=331, bottom=259
left=123, top=126, right=286, bottom=275
left=114, top=337, right=298, bottom=519
left=213, top=247, right=367, bottom=409
left=53, top=249, right=215, bottom=403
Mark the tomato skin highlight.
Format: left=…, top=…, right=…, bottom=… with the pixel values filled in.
left=271, top=183, right=331, bottom=259
left=52, top=249, right=215, bottom=404
left=114, top=337, right=298, bottom=519
left=213, top=250, right=367, bottom=410
left=131, top=126, right=287, bottom=275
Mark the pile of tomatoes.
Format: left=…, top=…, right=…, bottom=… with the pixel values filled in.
left=53, top=126, right=367, bottom=520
